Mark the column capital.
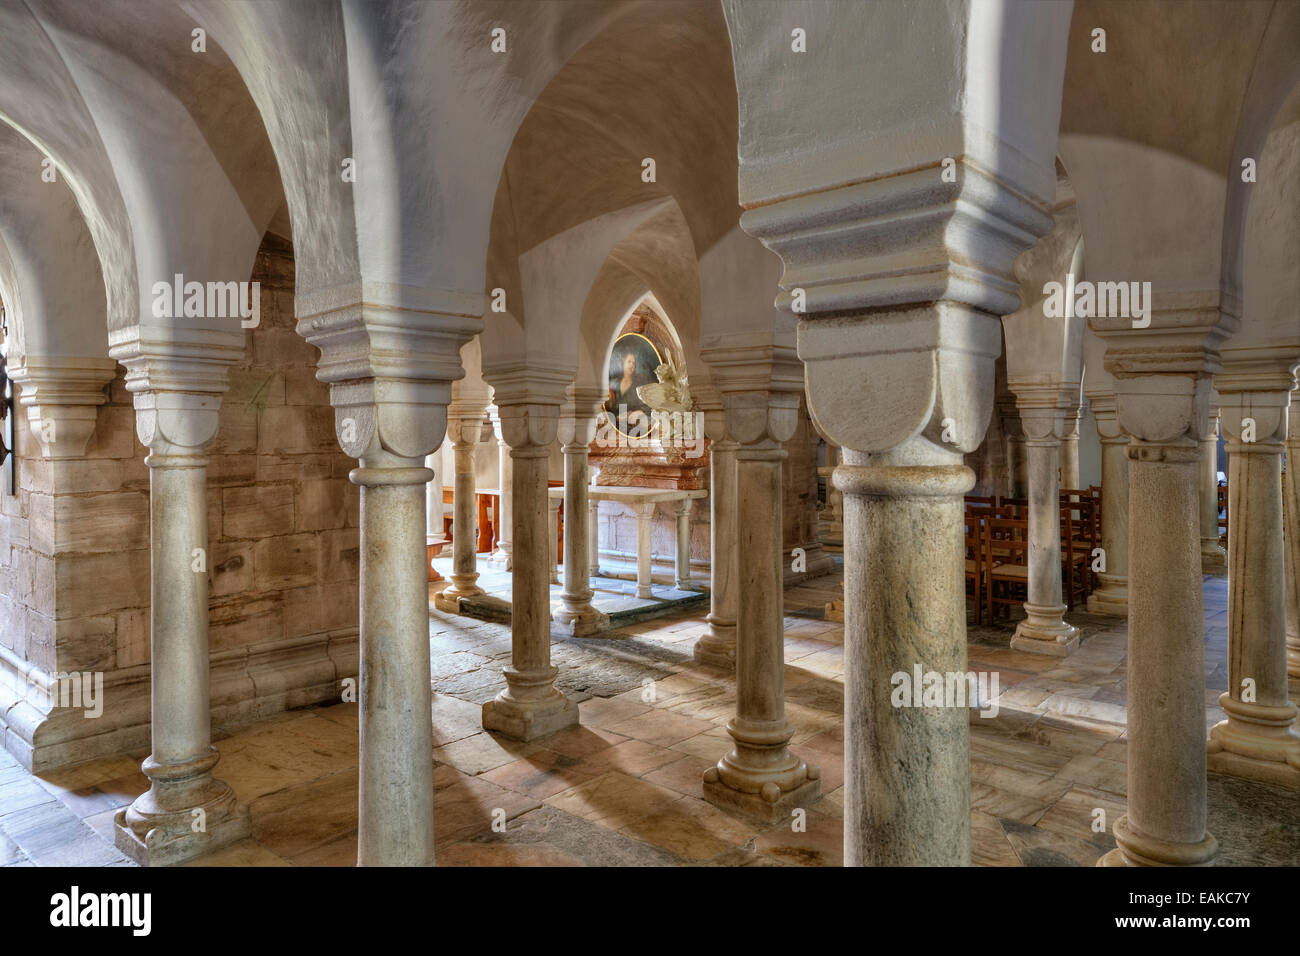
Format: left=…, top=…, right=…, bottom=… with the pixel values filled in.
left=1096, top=290, right=1236, bottom=380
left=558, top=385, right=606, bottom=448
left=8, top=356, right=118, bottom=458
left=1114, top=372, right=1213, bottom=447
left=736, top=163, right=1053, bottom=457
left=497, top=402, right=559, bottom=452
left=295, top=285, right=481, bottom=461
left=107, top=327, right=243, bottom=459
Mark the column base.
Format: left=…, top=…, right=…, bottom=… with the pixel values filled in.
left=1010, top=604, right=1079, bottom=656
left=487, top=549, right=513, bottom=571
left=1200, top=541, right=1226, bottom=572
left=702, top=761, right=821, bottom=825
left=1206, top=696, right=1300, bottom=790
left=434, top=579, right=484, bottom=612
left=693, top=627, right=736, bottom=670
left=482, top=685, right=579, bottom=742
left=113, top=756, right=250, bottom=866
left=1097, top=815, right=1218, bottom=867
left=1086, top=573, right=1128, bottom=615
left=553, top=605, right=610, bottom=637
left=824, top=599, right=844, bottom=623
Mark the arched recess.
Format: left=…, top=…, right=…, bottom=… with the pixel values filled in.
left=0, top=123, right=108, bottom=362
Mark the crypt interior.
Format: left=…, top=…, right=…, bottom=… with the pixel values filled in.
left=0, top=0, right=1297, bottom=869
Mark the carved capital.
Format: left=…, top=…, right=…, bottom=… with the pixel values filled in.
left=1115, top=374, right=1210, bottom=447
left=8, top=356, right=118, bottom=458
left=558, top=386, right=606, bottom=448
left=296, top=284, right=481, bottom=461
left=498, top=402, right=559, bottom=453
left=107, top=327, right=242, bottom=461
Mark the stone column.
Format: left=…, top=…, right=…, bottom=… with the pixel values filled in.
left=632, top=501, right=655, bottom=598
left=482, top=400, right=579, bottom=740
left=108, top=345, right=249, bottom=866
left=434, top=413, right=485, bottom=611
left=555, top=389, right=607, bottom=636
left=489, top=410, right=514, bottom=570
left=1009, top=392, right=1079, bottom=656
left=695, top=416, right=738, bottom=669
left=674, top=499, right=694, bottom=590
left=1086, top=392, right=1130, bottom=615
left=1000, top=407, right=1028, bottom=499
left=589, top=497, right=602, bottom=578
left=1060, top=401, right=1082, bottom=490
left=1200, top=407, right=1227, bottom=571
left=1100, top=373, right=1217, bottom=868
left=1206, top=375, right=1300, bottom=788
left=1287, top=389, right=1300, bottom=678
left=702, top=389, right=819, bottom=823
left=298, top=289, right=478, bottom=866
left=352, top=446, right=437, bottom=865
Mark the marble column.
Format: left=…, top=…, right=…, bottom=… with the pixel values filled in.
left=434, top=414, right=485, bottom=611
left=1101, top=378, right=1217, bottom=867
left=674, top=499, right=694, bottom=590
left=1009, top=396, right=1079, bottom=656
left=489, top=410, right=514, bottom=570
left=555, top=389, right=607, bottom=636
left=703, top=390, right=820, bottom=824
left=1206, top=378, right=1300, bottom=788
left=1200, top=408, right=1227, bottom=571
left=1000, top=407, right=1028, bottom=499
left=297, top=289, right=478, bottom=867
left=109, top=349, right=249, bottom=866
left=695, top=408, right=738, bottom=668
left=835, top=440, right=974, bottom=865
left=483, top=402, right=579, bottom=740
left=632, top=501, right=655, bottom=598
left=353, top=447, right=437, bottom=865
left=1060, top=402, right=1082, bottom=490
left=589, top=497, right=602, bottom=578
left=1288, top=391, right=1300, bottom=678
left=1086, top=393, right=1130, bottom=615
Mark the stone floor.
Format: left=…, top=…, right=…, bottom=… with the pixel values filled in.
left=1, top=571, right=1296, bottom=867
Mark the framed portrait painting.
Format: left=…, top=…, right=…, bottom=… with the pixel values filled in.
left=605, top=332, right=662, bottom=437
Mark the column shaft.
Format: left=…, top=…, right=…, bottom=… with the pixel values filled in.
left=703, top=442, right=819, bottom=824
left=355, top=457, right=436, bottom=865
left=1012, top=438, right=1079, bottom=654
left=1207, top=400, right=1300, bottom=786
left=1201, top=417, right=1226, bottom=570
left=674, top=499, right=693, bottom=590
left=116, top=449, right=249, bottom=866
left=482, top=443, right=578, bottom=740
left=696, top=438, right=738, bottom=668
left=1101, top=440, right=1217, bottom=866
left=556, top=438, right=606, bottom=635
left=838, top=447, right=970, bottom=865
left=490, top=436, right=514, bottom=569
left=1088, top=435, right=1130, bottom=614
left=634, top=503, right=654, bottom=599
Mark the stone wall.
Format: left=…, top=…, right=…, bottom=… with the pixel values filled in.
left=0, top=233, right=360, bottom=771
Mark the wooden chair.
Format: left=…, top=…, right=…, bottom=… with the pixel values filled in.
left=1061, top=494, right=1099, bottom=594
left=1059, top=503, right=1090, bottom=608
left=964, top=509, right=987, bottom=624
left=965, top=494, right=997, bottom=509
left=985, top=515, right=1030, bottom=622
